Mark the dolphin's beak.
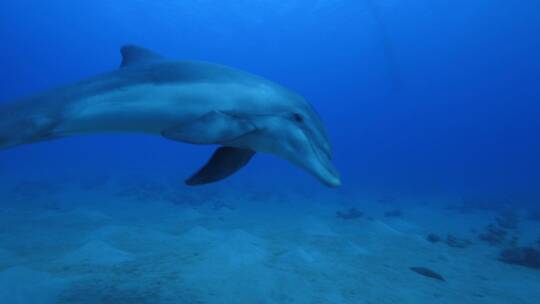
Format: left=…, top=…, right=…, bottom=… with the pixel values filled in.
left=306, top=139, right=341, bottom=187
left=317, top=157, right=342, bottom=188
left=317, top=161, right=342, bottom=187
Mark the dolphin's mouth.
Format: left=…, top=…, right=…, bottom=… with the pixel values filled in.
left=308, top=137, right=341, bottom=187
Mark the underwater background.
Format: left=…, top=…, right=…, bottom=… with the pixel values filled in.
left=0, top=1, right=539, bottom=303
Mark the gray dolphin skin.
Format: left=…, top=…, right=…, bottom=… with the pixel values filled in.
left=0, top=45, right=341, bottom=187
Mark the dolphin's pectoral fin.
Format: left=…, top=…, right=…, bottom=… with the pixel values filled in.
left=186, top=147, right=255, bottom=186
left=161, top=111, right=256, bottom=144
left=164, top=112, right=257, bottom=185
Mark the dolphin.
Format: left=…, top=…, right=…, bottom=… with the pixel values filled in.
left=0, top=45, right=340, bottom=187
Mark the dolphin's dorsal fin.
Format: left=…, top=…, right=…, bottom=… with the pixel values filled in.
left=120, top=45, right=164, bottom=68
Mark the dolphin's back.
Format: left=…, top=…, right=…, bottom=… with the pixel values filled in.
left=120, top=60, right=264, bottom=87
left=0, top=60, right=255, bottom=115
left=118, top=45, right=260, bottom=86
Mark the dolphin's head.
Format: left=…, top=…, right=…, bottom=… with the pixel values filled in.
left=229, top=87, right=341, bottom=187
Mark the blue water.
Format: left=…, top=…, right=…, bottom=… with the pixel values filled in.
left=0, top=1, right=539, bottom=303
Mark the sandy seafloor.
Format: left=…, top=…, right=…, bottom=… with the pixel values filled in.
left=0, top=172, right=539, bottom=304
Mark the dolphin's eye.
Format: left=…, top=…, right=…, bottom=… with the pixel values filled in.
left=292, top=113, right=304, bottom=123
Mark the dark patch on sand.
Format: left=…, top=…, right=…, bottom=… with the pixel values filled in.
left=445, top=235, right=472, bottom=249
left=410, top=267, right=445, bottom=281
left=336, top=208, right=363, bottom=220
left=426, top=233, right=441, bottom=243
left=479, top=224, right=508, bottom=246
left=499, top=247, right=540, bottom=270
